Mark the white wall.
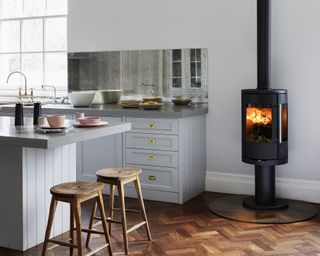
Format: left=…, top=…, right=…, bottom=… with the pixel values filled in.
left=68, top=0, right=320, bottom=202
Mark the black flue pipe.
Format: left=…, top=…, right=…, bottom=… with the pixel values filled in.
left=257, top=0, right=271, bottom=90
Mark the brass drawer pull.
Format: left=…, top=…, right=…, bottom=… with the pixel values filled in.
left=147, top=155, right=156, bottom=161
left=148, top=138, right=156, bottom=145
left=148, top=175, right=156, bottom=181
left=147, top=122, right=156, bottom=129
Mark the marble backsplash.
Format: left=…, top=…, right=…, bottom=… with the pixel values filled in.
left=68, top=48, right=208, bottom=100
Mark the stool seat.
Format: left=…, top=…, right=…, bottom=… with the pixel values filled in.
left=50, top=181, right=105, bottom=197
left=96, top=168, right=141, bottom=180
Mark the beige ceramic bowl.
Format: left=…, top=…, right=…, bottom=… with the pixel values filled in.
left=47, top=114, right=66, bottom=128
left=99, top=89, right=123, bottom=104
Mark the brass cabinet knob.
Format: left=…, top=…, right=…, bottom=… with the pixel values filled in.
left=148, top=138, right=156, bottom=145
left=147, top=155, right=156, bottom=161
left=148, top=175, right=156, bottom=181
left=147, top=122, right=156, bottom=129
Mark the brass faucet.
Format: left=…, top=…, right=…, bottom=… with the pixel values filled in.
left=6, top=71, right=28, bottom=96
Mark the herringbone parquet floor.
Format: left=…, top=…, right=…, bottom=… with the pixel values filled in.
left=1, top=192, right=320, bottom=256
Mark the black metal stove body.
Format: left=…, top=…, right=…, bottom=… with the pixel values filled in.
left=242, top=89, right=288, bottom=166
left=241, top=0, right=289, bottom=210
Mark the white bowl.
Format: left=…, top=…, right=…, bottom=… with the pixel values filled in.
left=68, top=91, right=96, bottom=107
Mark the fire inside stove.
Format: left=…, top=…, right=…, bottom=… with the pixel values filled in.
left=246, top=107, right=272, bottom=143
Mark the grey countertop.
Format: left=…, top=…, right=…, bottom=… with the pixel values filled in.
left=1, top=102, right=208, bottom=118
left=0, top=117, right=131, bottom=149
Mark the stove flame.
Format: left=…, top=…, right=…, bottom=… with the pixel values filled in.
left=246, top=108, right=272, bottom=125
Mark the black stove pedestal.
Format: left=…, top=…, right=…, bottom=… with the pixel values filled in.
left=242, top=165, right=288, bottom=210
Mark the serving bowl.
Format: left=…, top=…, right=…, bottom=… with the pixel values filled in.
left=99, top=89, right=123, bottom=104
left=68, top=91, right=96, bottom=107
left=172, top=97, right=192, bottom=105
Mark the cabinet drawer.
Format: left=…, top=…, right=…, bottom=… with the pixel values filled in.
left=126, top=165, right=178, bottom=192
left=126, top=149, right=178, bottom=168
left=126, top=133, right=178, bottom=151
left=126, top=117, right=178, bottom=134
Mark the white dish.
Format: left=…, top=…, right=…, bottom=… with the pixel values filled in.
left=73, top=121, right=109, bottom=128
left=36, top=127, right=73, bottom=134
left=68, top=91, right=96, bottom=107
left=40, top=124, right=69, bottom=129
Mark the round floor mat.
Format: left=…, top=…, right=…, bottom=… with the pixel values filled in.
left=209, top=195, right=318, bottom=224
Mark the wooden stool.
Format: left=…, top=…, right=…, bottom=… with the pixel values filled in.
left=42, top=181, right=112, bottom=256
left=86, top=168, right=152, bottom=255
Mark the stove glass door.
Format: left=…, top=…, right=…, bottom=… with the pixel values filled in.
left=246, top=106, right=272, bottom=143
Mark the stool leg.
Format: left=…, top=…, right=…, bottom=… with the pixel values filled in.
left=73, top=200, right=83, bottom=256
left=118, top=181, right=129, bottom=255
left=97, top=191, right=113, bottom=256
left=134, top=177, right=152, bottom=241
left=70, top=205, right=75, bottom=256
left=109, top=184, right=115, bottom=235
left=42, top=196, right=58, bottom=256
left=85, top=201, right=97, bottom=248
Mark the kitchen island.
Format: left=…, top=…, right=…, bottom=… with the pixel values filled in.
left=0, top=117, right=131, bottom=251
left=0, top=103, right=208, bottom=206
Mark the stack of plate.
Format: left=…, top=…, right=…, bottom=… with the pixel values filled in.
left=142, top=97, right=163, bottom=103
left=74, top=116, right=108, bottom=127
left=118, top=99, right=141, bottom=108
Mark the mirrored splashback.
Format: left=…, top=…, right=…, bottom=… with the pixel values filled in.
left=68, top=48, right=208, bottom=100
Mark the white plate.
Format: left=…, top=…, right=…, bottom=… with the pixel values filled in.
left=73, top=121, right=109, bottom=128
left=40, top=124, right=69, bottom=129
left=36, top=127, right=73, bottom=134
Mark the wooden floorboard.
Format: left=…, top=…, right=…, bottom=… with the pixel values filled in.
left=1, top=192, right=320, bottom=255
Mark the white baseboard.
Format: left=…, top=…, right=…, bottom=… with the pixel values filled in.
left=206, top=171, right=320, bottom=203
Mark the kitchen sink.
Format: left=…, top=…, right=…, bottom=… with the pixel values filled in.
left=0, top=95, right=58, bottom=106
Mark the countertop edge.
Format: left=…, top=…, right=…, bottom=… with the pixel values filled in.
left=1, top=103, right=208, bottom=118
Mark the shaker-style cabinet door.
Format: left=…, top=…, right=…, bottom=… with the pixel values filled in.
left=76, top=116, right=123, bottom=182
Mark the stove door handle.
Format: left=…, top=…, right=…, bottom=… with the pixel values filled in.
left=278, top=104, right=282, bottom=143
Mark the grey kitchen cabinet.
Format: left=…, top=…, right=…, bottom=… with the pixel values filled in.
left=76, top=116, right=123, bottom=182
left=124, top=115, right=206, bottom=204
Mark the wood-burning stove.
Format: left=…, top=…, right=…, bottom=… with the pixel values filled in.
left=242, top=89, right=288, bottom=165
left=209, top=0, right=317, bottom=223
left=241, top=0, right=289, bottom=210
